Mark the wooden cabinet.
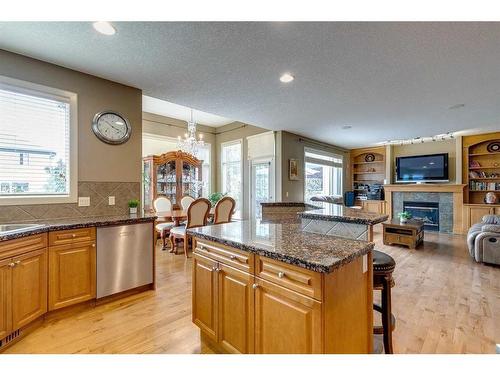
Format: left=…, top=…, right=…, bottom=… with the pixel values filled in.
left=11, top=249, right=47, bottom=330
left=254, top=277, right=322, bottom=354
left=142, top=150, right=203, bottom=211
left=464, top=204, right=500, bottom=229
left=192, top=253, right=218, bottom=342
left=0, top=258, right=12, bottom=339
left=0, top=234, right=48, bottom=342
left=193, top=238, right=372, bottom=354
left=49, top=242, right=96, bottom=311
left=217, top=262, right=254, bottom=354
left=358, top=200, right=386, bottom=215
left=192, top=253, right=254, bottom=353
left=48, top=228, right=96, bottom=311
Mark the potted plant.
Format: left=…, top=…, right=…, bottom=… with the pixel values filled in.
left=397, top=211, right=412, bottom=224
left=208, top=192, right=227, bottom=207
left=128, top=199, right=140, bottom=215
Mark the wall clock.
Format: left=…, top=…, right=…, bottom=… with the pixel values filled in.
left=92, top=110, right=132, bottom=145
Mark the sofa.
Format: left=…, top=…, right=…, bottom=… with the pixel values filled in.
left=467, top=215, right=500, bottom=265
left=310, top=195, right=344, bottom=205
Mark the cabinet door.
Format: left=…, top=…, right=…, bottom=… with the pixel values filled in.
left=254, top=278, right=322, bottom=354
left=192, top=253, right=218, bottom=342
left=49, top=241, right=96, bottom=311
left=217, top=263, right=254, bottom=354
left=0, top=258, right=13, bottom=339
left=364, top=201, right=382, bottom=214
left=469, top=206, right=493, bottom=227
left=11, top=249, right=47, bottom=330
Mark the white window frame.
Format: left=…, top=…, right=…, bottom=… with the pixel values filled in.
left=304, top=147, right=343, bottom=200
left=221, top=139, right=243, bottom=218
left=0, top=75, right=78, bottom=205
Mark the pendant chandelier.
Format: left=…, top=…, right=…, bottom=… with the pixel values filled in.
left=177, top=109, right=204, bottom=157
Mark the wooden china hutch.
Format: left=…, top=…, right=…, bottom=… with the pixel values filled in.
left=142, top=151, right=202, bottom=212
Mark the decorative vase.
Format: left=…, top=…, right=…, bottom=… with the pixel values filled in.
left=400, top=217, right=408, bottom=224
left=485, top=192, right=497, bottom=204
left=129, top=207, right=138, bottom=215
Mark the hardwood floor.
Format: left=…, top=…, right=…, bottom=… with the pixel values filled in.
left=4, top=226, right=499, bottom=354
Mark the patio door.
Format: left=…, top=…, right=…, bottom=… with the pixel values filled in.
left=250, top=158, right=274, bottom=219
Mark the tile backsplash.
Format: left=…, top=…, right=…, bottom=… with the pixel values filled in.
left=0, top=181, right=140, bottom=223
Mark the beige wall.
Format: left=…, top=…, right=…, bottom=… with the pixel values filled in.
left=391, top=139, right=457, bottom=183
left=0, top=49, right=143, bottom=183
left=215, top=122, right=270, bottom=219
left=142, top=112, right=217, bottom=193
left=279, top=131, right=350, bottom=202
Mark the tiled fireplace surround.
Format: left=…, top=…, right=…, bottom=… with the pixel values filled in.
left=392, top=192, right=453, bottom=233
left=0, top=182, right=140, bottom=224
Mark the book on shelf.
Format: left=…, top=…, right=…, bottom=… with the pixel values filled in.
left=469, top=181, right=500, bottom=191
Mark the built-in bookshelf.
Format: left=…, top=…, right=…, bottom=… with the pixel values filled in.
left=350, top=146, right=386, bottom=203
left=463, top=132, right=500, bottom=204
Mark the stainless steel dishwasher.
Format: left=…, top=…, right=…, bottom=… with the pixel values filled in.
left=96, top=222, right=153, bottom=298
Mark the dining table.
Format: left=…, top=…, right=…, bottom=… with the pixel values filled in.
left=156, top=208, right=216, bottom=227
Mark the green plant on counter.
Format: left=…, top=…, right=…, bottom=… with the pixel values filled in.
left=208, top=192, right=227, bottom=206
left=128, top=199, right=140, bottom=208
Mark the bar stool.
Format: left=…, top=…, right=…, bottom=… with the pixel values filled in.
left=372, top=250, right=396, bottom=354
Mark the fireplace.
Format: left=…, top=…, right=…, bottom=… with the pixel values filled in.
left=403, top=201, right=439, bottom=231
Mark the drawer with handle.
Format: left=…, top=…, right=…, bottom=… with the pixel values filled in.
left=255, top=255, right=322, bottom=300
left=49, top=227, right=96, bottom=246
left=194, top=239, right=253, bottom=273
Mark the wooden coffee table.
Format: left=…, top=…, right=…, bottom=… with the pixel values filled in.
left=382, top=219, right=424, bottom=249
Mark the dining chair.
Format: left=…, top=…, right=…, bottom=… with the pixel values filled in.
left=169, top=197, right=211, bottom=257
left=153, top=196, right=174, bottom=250
left=213, top=196, right=236, bottom=224
left=180, top=195, right=195, bottom=210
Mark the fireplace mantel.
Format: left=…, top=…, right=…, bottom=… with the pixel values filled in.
left=384, top=184, right=466, bottom=234
left=384, top=184, right=466, bottom=194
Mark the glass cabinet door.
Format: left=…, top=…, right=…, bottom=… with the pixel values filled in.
left=181, top=161, right=202, bottom=198
left=142, top=159, right=153, bottom=212
left=156, top=160, right=177, bottom=204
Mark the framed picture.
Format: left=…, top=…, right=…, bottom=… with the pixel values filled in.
left=289, top=159, right=299, bottom=180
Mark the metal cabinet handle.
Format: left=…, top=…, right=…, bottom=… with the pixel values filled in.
left=92, top=243, right=96, bottom=247
left=252, top=283, right=259, bottom=290
left=15, top=260, right=21, bottom=265
left=230, top=255, right=236, bottom=260
left=72, top=234, right=76, bottom=238
left=8, top=262, right=15, bottom=268
left=278, top=271, right=285, bottom=279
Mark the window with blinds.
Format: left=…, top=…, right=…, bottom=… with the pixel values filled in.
left=304, top=147, right=343, bottom=201
left=0, top=80, right=73, bottom=199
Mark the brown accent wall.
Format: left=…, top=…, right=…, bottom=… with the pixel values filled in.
left=279, top=131, right=350, bottom=202
left=0, top=50, right=142, bottom=220
left=0, top=49, right=142, bottom=183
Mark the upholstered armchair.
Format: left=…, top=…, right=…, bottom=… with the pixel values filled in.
left=467, top=215, right=500, bottom=265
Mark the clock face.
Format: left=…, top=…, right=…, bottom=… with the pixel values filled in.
left=92, top=111, right=131, bottom=145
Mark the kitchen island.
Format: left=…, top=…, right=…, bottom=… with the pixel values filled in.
left=188, top=219, right=374, bottom=354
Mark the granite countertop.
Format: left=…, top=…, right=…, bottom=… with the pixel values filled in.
left=299, top=201, right=388, bottom=225
left=0, top=213, right=157, bottom=242
left=188, top=220, right=373, bottom=273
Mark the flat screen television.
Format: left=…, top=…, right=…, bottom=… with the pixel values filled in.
left=396, top=153, right=449, bottom=183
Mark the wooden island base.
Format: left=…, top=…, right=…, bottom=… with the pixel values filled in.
left=192, top=238, right=373, bottom=354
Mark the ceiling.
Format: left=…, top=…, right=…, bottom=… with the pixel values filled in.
left=143, top=96, right=232, bottom=127
left=1, top=22, right=500, bottom=148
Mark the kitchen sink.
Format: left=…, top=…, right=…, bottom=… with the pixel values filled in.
left=0, top=223, right=45, bottom=234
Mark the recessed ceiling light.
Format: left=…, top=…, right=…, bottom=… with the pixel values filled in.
left=448, top=103, right=465, bottom=110
left=341, top=125, right=352, bottom=130
left=279, top=73, right=294, bottom=83
left=93, top=21, right=116, bottom=36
